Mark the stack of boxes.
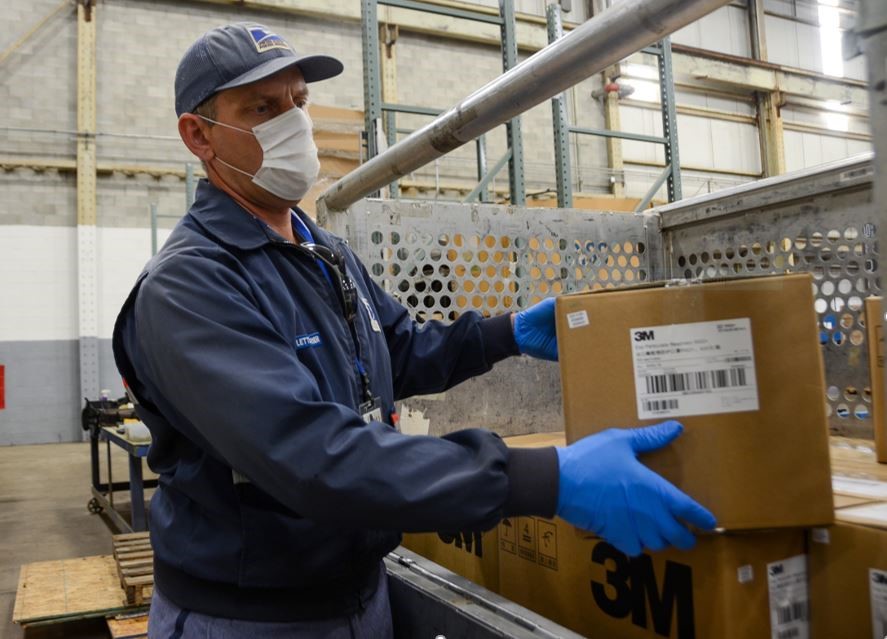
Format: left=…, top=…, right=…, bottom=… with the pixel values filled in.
left=402, top=274, right=887, bottom=637
left=809, top=438, right=887, bottom=638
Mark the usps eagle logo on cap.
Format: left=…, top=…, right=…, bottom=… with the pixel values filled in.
left=246, top=24, right=292, bottom=53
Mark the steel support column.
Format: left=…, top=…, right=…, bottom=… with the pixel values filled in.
left=655, top=38, right=682, bottom=202
left=857, top=0, right=887, bottom=456
left=547, top=3, right=572, bottom=208
left=380, top=22, right=399, bottom=198
left=362, top=0, right=383, bottom=199
left=756, top=90, right=786, bottom=176
left=749, top=0, right=785, bottom=177
left=748, top=0, right=767, bottom=60
left=76, top=0, right=99, bottom=409
left=499, top=0, right=525, bottom=206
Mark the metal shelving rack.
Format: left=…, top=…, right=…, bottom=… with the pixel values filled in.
left=361, top=0, right=525, bottom=204
left=546, top=3, right=682, bottom=210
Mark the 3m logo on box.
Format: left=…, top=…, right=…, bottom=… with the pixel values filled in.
left=437, top=531, right=484, bottom=558
left=591, top=541, right=695, bottom=639
left=500, top=518, right=517, bottom=555
left=633, top=329, right=656, bottom=342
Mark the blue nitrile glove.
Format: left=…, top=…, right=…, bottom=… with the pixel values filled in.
left=513, top=297, right=558, bottom=361
left=556, top=421, right=717, bottom=556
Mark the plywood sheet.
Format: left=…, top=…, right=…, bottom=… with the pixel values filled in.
left=13, top=555, right=131, bottom=625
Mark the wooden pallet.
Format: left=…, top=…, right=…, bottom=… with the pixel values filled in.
left=112, top=532, right=154, bottom=606
left=107, top=611, right=149, bottom=638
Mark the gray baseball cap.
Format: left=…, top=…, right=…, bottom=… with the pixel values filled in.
left=174, top=23, right=344, bottom=116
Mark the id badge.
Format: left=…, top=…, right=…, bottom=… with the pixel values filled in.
left=359, top=397, right=383, bottom=424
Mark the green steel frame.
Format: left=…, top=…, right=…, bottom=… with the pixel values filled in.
left=545, top=4, right=682, bottom=210
left=361, top=0, right=524, bottom=204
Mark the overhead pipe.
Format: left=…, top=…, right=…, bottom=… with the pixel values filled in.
left=318, top=0, right=732, bottom=212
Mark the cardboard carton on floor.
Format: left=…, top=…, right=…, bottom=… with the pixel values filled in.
left=809, top=510, right=887, bottom=639
left=556, top=273, right=833, bottom=530
left=498, top=516, right=808, bottom=639
left=397, top=432, right=567, bottom=593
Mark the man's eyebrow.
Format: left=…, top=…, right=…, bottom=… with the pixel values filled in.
left=244, top=86, right=309, bottom=104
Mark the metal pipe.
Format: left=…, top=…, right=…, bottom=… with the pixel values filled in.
left=318, top=0, right=732, bottom=212
left=634, top=163, right=672, bottom=211
left=151, top=204, right=158, bottom=256
left=464, top=148, right=511, bottom=203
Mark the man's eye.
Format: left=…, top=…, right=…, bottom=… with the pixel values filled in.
left=255, top=104, right=269, bottom=115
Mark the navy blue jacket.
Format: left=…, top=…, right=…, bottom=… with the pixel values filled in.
left=113, top=180, right=557, bottom=621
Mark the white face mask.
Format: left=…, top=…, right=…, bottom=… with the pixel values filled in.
left=201, top=107, right=321, bottom=201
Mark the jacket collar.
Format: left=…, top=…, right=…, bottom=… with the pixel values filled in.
left=188, top=179, right=329, bottom=250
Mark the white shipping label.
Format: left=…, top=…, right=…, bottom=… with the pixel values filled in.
left=870, top=569, right=887, bottom=639
left=567, top=311, right=589, bottom=329
left=767, top=554, right=810, bottom=639
left=832, top=476, right=887, bottom=500
left=630, top=319, right=760, bottom=420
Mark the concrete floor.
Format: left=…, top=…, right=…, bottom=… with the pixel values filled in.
left=0, top=441, right=155, bottom=639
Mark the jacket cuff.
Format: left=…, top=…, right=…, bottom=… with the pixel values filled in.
left=479, top=313, right=520, bottom=366
left=502, top=446, right=559, bottom=518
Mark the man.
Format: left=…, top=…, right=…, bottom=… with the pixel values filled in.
left=113, top=23, right=716, bottom=638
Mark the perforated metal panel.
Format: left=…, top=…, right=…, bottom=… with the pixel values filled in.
left=657, top=154, right=876, bottom=437
left=332, top=200, right=658, bottom=323
left=322, top=155, right=877, bottom=438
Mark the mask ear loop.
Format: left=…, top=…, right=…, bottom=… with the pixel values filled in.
left=196, top=115, right=258, bottom=178
left=197, top=114, right=253, bottom=135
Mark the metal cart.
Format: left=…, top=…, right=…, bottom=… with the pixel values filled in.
left=82, top=398, right=157, bottom=533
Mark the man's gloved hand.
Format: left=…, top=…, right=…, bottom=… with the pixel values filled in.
left=512, top=297, right=558, bottom=361
left=556, top=421, right=717, bottom=556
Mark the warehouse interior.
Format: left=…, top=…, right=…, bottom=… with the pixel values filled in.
left=2, top=0, right=886, bottom=637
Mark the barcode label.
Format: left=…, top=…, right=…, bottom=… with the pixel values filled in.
left=631, top=319, right=759, bottom=420
left=644, top=367, right=748, bottom=394
left=775, top=601, right=808, bottom=624
left=871, top=568, right=887, bottom=639
left=768, top=555, right=809, bottom=639
left=643, top=399, right=679, bottom=413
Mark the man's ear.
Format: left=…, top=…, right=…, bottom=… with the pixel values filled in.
left=178, top=114, right=214, bottom=163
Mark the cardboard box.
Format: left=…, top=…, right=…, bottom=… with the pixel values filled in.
left=556, top=273, right=833, bottom=530
left=864, top=296, right=887, bottom=463
left=831, top=437, right=887, bottom=501
left=499, top=516, right=808, bottom=639
left=400, top=529, right=499, bottom=592
left=834, top=493, right=878, bottom=509
left=503, top=431, right=565, bottom=448
left=396, top=432, right=565, bottom=593
left=809, top=519, right=887, bottom=639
